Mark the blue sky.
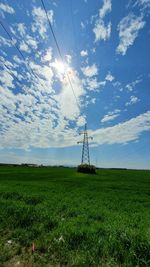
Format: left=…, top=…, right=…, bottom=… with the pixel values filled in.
left=0, top=0, right=150, bottom=169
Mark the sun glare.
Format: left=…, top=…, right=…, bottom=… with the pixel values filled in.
left=52, top=60, right=67, bottom=74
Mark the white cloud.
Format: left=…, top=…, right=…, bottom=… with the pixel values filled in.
left=0, top=36, right=12, bottom=47
left=87, top=78, right=100, bottom=90
left=0, top=71, right=14, bottom=89
left=116, top=13, right=145, bottom=56
left=13, top=23, right=38, bottom=51
left=32, top=7, right=54, bottom=39
left=99, top=81, right=106, bottom=86
left=80, top=50, right=88, bottom=57
left=93, top=20, right=111, bottom=42
left=125, top=96, right=139, bottom=106
left=91, top=111, right=150, bottom=145
left=126, top=84, right=133, bottom=91
left=29, top=61, right=54, bottom=91
left=101, top=114, right=119, bottom=123
left=83, top=77, right=101, bottom=91
left=91, top=47, right=96, bottom=54
left=42, top=48, right=53, bottom=62
left=126, top=79, right=142, bottom=91
left=135, top=0, right=150, bottom=9
left=19, top=41, right=30, bottom=53
left=81, top=21, right=85, bottom=29
left=0, top=3, right=15, bottom=17
left=99, top=0, right=111, bottom=19
left=105, top=72, right=115, bottom=82
left=90, top=98, right=96, bottom=104
left=81, top=64, right=98, bottom=77
left=101, top=109, right=120, bottom=123
left=65, top=54, right=72, bottom=64
left=92, top=0, right=111, bottom=42
left=77, top=116, right=86, bottom=126
left=55, top=69, right=84, bottom=120
left=13, top=55, right=23, bottom=64
left=26, top=35, right=38, bottom=49
left=17, top=23, right=26, bottom=37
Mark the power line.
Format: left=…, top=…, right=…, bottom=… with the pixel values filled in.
left=70, top=0, right=80, bottom=67
left=69, top=0, right=87, bottom=118
left=40, top=0, right=63, bottom=61
left=0, top=21, right=26, bottom=61
left=40, top=0, right=81, bottom=110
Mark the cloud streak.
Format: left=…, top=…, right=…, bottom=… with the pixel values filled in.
left=101, top=109, right=120, bottom=123
left=116, top=13, right=145, bottom=55
left=92, top=111, right=150, bottom=145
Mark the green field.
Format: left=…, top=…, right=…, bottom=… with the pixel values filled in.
left=0, top=166, right=150, bottom=267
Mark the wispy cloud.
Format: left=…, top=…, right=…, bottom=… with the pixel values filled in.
left=92, top=111, right=150, bottom=145
left=0, top=70, right=15, bottom=89
left=80, top=50, right=88, bottom=57
left=10, top=22, right=39, bottom=53
left=41, top=48, right=53, bottom=62
left=19, top=41, right=30, bottom=53
left=92, top=0, right=111, bottom=42
left=126, top=79, right=142, bottom=91
left=125, top=95, right=140, bottom=106
left=0, top=36, right=12, bottom=47
left=93, top=21, right=111, bottom=42
left=77, top=116, right=86, bottom=126
left=81, top=21, right=85, bottom=29
left=32, top=6, right=54, bottom=39
left=134, top=0, right=150, bottom=10
left=17, top=23, right=26, bottom=36
left=81, top=63, right=102, bottom=91
left=99, top=0, right=112, bottom=19
left=55, top=68, right=84, bottom=120
left=105, top=72, right=115, bottom=82
left=0, top=3, right=15, bottom=18
left=116, top=13, right=145, bottom=55
left=101, top=109, right=120, bottom=123
left=81, top=64, right=98, bottom=77
left=82, top=77, right=102, bottom=91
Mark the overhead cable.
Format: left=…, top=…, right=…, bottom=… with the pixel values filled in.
left=40, top=0, right=80, bottom=110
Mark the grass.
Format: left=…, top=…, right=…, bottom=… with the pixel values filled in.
left=0, top=166, right=150, bottom=266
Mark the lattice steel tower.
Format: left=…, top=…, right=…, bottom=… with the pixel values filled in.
left=77, top=124, right=93, bottom=165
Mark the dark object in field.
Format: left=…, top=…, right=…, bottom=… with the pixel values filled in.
left=77, top=164, right=96, bottom=174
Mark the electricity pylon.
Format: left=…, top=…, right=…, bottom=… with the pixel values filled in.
left=77, top=123, right=93, bottom=165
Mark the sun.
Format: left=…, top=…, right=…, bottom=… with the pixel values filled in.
left=50, top=59, right=73, bottom=83
left=53, top=60, right=65, bottom=74
left=52, top=59, right=69, bottom=75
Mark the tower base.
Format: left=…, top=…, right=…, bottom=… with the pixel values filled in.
left=77, top=164, right=96, bottom=174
